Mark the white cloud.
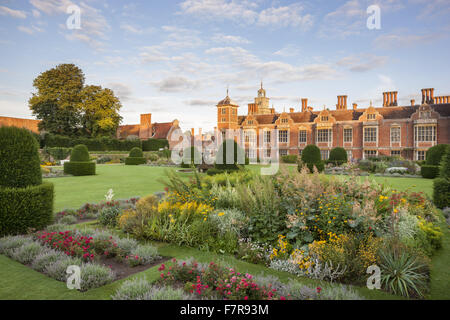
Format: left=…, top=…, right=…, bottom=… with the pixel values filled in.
left=319, top=0, right=366, bottom=38
left=337, top=54, right=388, bottom=72
left=107, top=82, right=133, bottom=101
left=0, top=5, right=27, bottom=18
left=18, top=25, right=44, bottom=35
left=373, top=32, right=441, bottom=49
left=32, top=9, right=41, bottom=18
left=257, top=4, right=313, bottom=29
left=120, top=23, right=154, bottom=34
left=152, top=76, right=201, bottom=93
left=273, top=44, right=301, bottom=57
left=212, top=33, right=250, bottom=44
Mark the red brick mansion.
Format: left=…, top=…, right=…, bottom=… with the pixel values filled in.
left=216, top=85, right=450, bottom=161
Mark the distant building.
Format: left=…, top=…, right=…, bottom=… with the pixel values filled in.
left=216, top=85, right=450, bottom=161
left=0, top=116, right=40, bottom=134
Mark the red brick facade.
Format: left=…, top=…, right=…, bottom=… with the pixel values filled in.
left=217, top=87, right=450, bottom=161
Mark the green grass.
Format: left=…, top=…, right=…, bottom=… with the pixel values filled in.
left=44, top=164, right=192, bottom=212
left=0, top=164, right=445, bottom=300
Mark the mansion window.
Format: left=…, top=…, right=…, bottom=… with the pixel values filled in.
left=317, top=129, right=332, bottom=143
left=221, top=108, right=226, bottom=115
left=246, top=148, right=257, bottom=159
left=414, top=125, right=436, bottom=142
left=390, top=127, right=401, bottom=143
left=364, top=127, right=377, bottom=142
left=281, top=118, right=289, bottom=124
left=364, top=150, right=377, bottom=159
left=244, top=131, right=257, bottom=144
left=320, top=150, right=329, bottom=160
left=278, top=130, right=289, bottom=143
left=420, top=111, right=431, bottom=119
left=221, top=118, right=226, bottom=123
left=232, top=109, right=237, bottom=115
left=263, top=131, right=271, bottom=143
left=416, top=150, right=426, bottom=161
left=391, top=150, right=401, bottom=157
left=344, top=128, right=353, bottom=143
left=299, top=130, right=307, bottom=143
left=367, top=113, right=376, bottom=120
left=247, top=120, right=254, bottom=125
left=264, top=148, right=271, bottom=158
left=279, top=149, right=288, bottom=156
left=298, top=149, right=303, bottom=156
left=321, top=116, right=329, bottom=122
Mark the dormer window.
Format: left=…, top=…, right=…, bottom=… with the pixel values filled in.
left=248, top=120, right=253, bottom=125
left=321, top=116, right=329, bottom=122
left=367, top=114, right=376, bottom=120
left=420, top=111, right=431, bottom=119
left=281, top=118, right=289, bottom=124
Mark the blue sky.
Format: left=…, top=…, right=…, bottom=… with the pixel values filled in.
left=0, top=0, right=449, bottom=131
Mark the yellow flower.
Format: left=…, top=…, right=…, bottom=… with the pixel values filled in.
left=218, top=212, right=225, bottom=217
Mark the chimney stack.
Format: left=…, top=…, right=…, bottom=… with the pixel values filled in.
left=421, top=88, right=435, bottom=104
left=383, top=91, right=398, bottom=107
left=191, top=128, right=195, bottom=136
left=411, top=99, right=415, bottom=106
left=336, top=95, right=347, bottom=110
left=289, top=107, right=294, bottom=113
left=353, top=103, right=358, bottom=110
left=301, top=98, right=308, bottom=112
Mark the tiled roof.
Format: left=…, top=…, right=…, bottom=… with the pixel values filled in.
left=432, top=104, right=450, bottom=117
left=152, top=122, right=174, bottom=139
left=117, top=124, right=140, bottom=139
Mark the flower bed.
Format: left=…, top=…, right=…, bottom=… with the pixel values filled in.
left=0, top=227, right=164, bottom=291
left=112, top=258, right=363, bottom=300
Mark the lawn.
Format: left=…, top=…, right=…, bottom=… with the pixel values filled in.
left=1, top=164, right=446, bottom=300
left=44, top=165, right=192, bottom=212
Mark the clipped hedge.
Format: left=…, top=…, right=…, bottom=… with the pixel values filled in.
left=0, top=126, right=42, bottom=188
left=44, top=147, right=71, bottom=160
left=421, top=165, right=440, bottom=179
left=206, top=168, right=225, bottom=176
left=329, top=147, right=348, bottom=165
left=300, top=145, right=324, bottom=173
left=433, top=178, right=450, bottom=209
left=426, top=144, right=449, bottom=165
left=281, top=155, right=298, bottom=164
left=142, top=139, right=169, bottom=151
left=64, top=162, right=96, bottom=176
left=70, top=145, right=90, bottom=162
left=125, top=157, right=146, bottom=166
left=0, top=182, right=54, bottom=236
left=215, top=139, right=245, bottom=171
left=42, top=133, right=142, bottom=151
left=129, top=147, right=144, bottom=158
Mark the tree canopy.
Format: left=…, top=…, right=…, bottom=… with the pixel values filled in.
left=29, top=64, right=122, bottom=137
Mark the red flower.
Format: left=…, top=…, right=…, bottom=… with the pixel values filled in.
left=316, top=287, right=322, bottom=294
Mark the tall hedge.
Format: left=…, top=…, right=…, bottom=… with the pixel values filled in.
left=328, top=147, right=348, bottom=165
left=433, top=148, right=450, bottom=209
left=300, top=145, right=324, bottom=173
left=215, top=139, right=245, bottom=171
left=0, top=127, right=53, bottom=236
left=426, top=144, right=449, bottom=165
left=125, top=147, right=146, bottom=165
left=42, top=133, right=142, bottom=151
left=142, top=139, right=169, bottom=151
left=0, top=126, right=42, bottom=188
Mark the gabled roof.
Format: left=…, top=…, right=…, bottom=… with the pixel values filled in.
left=152, top=122, right=174, bottom=139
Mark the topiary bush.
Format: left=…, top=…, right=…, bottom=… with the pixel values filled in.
left=328, top=147, right=348, bottom=166
left=44, top=147, right=71, bottom=161
left=421, top=165, right=440, bottom=179
left=433, top=148, right=450, bottom=209
left=300, top=145, right=324, bottom=173
left=0, top=126, right=42, bottom=188
left=0, top=127, right=54, bottom=236
left=281, top=155, right=298, bottom=164
left=426, top=144, right=449, bottom=166
left=125, top=147, right=146, bottom=165
left=215, top=139, right=245, bottom=171
left=64, top=144, right=96, bottom=176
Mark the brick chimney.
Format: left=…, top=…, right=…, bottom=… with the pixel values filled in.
left=139, top=113, right=152, bottom=139
left=289, top=107, right=294, bottom=113
left=411, top=99, right=415, bottom=106
left=383, top=91, right=398, bottom=107
left=336, top=95, right=347, bottom=110
left=353, top=103, right=358, bottom=110
left=301, top=98, right=308, bottom=112
left=421, top=88, right=435, bottom=104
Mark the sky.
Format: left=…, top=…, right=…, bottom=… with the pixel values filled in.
left=0, top=0, right=449, bottom=131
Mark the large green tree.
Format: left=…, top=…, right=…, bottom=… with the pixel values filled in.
left=79, top=85, right=122, bottom=137
left=29, top=64, right=122, bottom=137
left=29, top=64, right=84, bottom=136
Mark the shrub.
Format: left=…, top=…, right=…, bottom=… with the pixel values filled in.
left=433, top=178, right=450, bottom=209
left=70, top=144, right=90, bottom=162
left=300, top=145, right=324, bottom=173
left=129, top=147, right=144, bottom=158
left=379, top=245, right=428, bottom=298
left=31, top=249, right=65, bottom=272
left=144, top=286, right=192, bottom=300
left=0, top=182, right=54, bottom=236
left=59, top=215, right=78, bottom=225
left=127, top=244, right=160, bottom=266
left=426, top=144, right=449, bottom=165
left=147, top=153, right=159, bottom=162
left=80, top=263, right=115, bottom=291
left=112, top=277, right=153, bottom=300
left=438, top=147, right=450, bottom=179
left=98, top=206, right=121, bottom=227
left=116, top=238, right=138, bottom=255
left=142, top=139, right=169, bottom=152
left=64, top=161, right=96, bottom=176
left=125, top=157, right=146, bottom=165
left=44, top=256, right=82, bottom=281
left=421, top=165, right=440, bottom=179
left=215, top=139, right=245, bottom=171
left=328, top=147, right=348, bottom=166
left=0, top=126, right=42, bottom=188
left=11, top=242, right=45, bottom=264
left=281, top=155, right=298, bottom=164
left=0, top=235, right=33, bottom=255
left=42, top=133, right=142, bottom=151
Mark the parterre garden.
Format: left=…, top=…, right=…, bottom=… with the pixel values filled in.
left=1, top=127, right=449, bottom=300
